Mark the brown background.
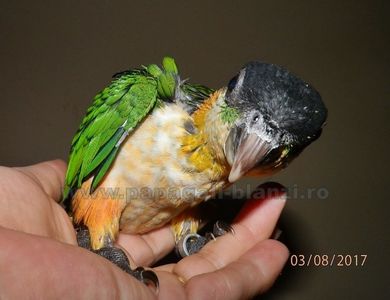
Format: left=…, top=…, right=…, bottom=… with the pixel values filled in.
left=0, top=1, right=389, bottom=298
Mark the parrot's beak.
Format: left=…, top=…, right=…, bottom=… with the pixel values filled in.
left=225, top=127, right=273, bottom=183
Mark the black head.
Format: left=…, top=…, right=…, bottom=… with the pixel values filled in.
left=224, top=61, right=327, bottom=182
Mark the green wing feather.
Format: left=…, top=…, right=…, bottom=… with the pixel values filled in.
left=180, top=83, right=214, bottom=113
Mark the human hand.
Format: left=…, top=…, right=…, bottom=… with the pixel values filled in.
left=0, top=160, right=288, bottom=299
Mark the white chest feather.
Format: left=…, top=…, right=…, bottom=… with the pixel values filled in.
left=99, top=104, right=227, bottom=233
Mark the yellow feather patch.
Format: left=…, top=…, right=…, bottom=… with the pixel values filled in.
left=181, top=89, right=230, bottom=178
left=171, top=208, right=201, bottom=242
left=192, top=90, right=221, bottom=129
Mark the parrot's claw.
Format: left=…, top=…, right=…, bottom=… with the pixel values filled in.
left=212, top=220, right=234, bottom=237
left=132, top=267, right=159, bottom=292
left=176, top=221, right=234, bottom=257
left=176, top=233, right=207, bottom=257
left=76, top=225, right=159, bottom=291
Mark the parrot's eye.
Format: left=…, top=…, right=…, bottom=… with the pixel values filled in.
left=227, top=75, right=239, bottom=92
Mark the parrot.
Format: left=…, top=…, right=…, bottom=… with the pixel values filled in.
left=62, top=57, right=327, bottom=288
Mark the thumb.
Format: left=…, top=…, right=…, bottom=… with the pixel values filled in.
left=16, top=159, right=67, bottom=201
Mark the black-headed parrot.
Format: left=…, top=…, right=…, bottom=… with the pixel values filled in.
left=62, top=57, right=327, bottom=289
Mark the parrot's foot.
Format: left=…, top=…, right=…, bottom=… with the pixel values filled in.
left=75, top=225, right=159, bottom=291
left=95, top=247, right=159, bottom=290
left=176, top=221, right=234, bottom=257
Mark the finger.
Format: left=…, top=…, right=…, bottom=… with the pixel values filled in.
left=174, top=182, right=286, bottom=280
left=152, top=270, right=187, bottom=299
left=0, top=226, right=156, bottom=299
left=16, top=160, right=67, bottom=201
left=185, top=239, right=289, bottom=299
left=116, top=224, right=175, bottom=267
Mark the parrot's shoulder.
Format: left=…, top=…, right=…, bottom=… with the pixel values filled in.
left=174, top=82, right=214, bottom=114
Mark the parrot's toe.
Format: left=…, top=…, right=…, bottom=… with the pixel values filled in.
left=75, top=225, right=93, bottom=250
left=95, top=246, right=159, bottom=291
left=76, top=225, right=159, bottom=291
left=95, top=246, right=132, bottom=273
left=176, top=221, right=235, bottom=257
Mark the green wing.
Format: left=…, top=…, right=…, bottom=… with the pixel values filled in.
left=63, top=68, right=159, bottom=204
left=62, top=57, right=213, bottom=207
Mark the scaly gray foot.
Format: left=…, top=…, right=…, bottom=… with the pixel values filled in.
left=176, top=220, right=234, bottom=257
left=76, top=225, right=159, bottom=290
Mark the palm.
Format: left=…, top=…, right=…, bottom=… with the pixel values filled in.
left=0, top=160, right=288, bottom=299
